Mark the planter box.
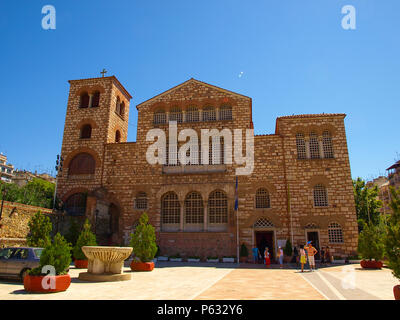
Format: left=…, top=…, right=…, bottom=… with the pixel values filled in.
left=207, top=259, right=219, bottom=263
left=332, top=260, right=346, bottom=264
left=169, top=258, right=183, bottom=262
left=74, top=259, right=88, bottom=269
left=187, top=258, right=201, bottom=262
left=130, top=261, right=155, bottom=271
left=349, top=260, right=361, bottom=264
left=360, top=260, right=383, bottom=269
left=222, top=258, right=235, bottom=263
left=24, top=274, right=71, bottom=293
left=157, top=256, right=168, bottom=261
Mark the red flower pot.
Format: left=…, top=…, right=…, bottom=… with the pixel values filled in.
left=24, top=274, right=71, bottom=293
left=360, top=260, right=383, bottom=269
left=130, top=261, right=155, bottom=271
left=74, top=259, right=88, bottom=269
left=394, top=285, right=400, bottom=300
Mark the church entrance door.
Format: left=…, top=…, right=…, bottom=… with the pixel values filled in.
left=255, top=231, right=274, bottom=263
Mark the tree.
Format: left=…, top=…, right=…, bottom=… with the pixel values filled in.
left=130, top=213, right=157, bottom=262
left=283, top=239, right=293, bottom=257
left=65, top=217, right=82, bottom=248
left=384, top=187, right=400, bottom=280
left=240, top=243, right=249, bottom=257
left=73, top=219, right=97, bottom=260
left=357, top=220, right=385, bottom=261
left=30, top=233, right=72, bottom=275
left=26, top=210, right=52, bottom=248
left=353, top=177, right=382, bottom=230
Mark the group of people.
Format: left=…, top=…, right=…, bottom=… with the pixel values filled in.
left=251, top=242, right=333, bottom=272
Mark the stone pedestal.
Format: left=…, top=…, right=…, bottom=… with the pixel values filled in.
left=78, top=246, right=133, bottom=282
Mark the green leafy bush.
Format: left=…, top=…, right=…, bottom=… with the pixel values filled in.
left=29, top=233, right=72, bottom=276
left=130, top=213, right=157, bottom=262
left=240, top=243, right=248, bottom=257
left=65, top=217, right=82, bottom=248
left=283, top=239, right=293, bottom=256
left=357, top=220, right=385, bottom=261
left=26, top=211, right=52, bottom=248
left=73, top=219, right=97, bottom=260
left=384, top=187, right=400, bottom=280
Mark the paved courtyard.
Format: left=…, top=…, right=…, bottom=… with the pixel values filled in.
left=0, top=262, right=397, bottom=300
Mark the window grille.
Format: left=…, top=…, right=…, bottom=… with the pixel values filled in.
left=255, top=188, right=270, bottom=208
left=135, top=192, right=147, bottom=209
left=219, top=106, right=232, bottom=120
left=186, top=106, right=199, bottom=122
left=154, top=110, right=166, bottom=124
left=328, top=222, right=343, bottom=243
left=309, top=132, right=320, bottom=159
left=296, top=133, right=307, bottom=159
left=185, top=192, right=204, bottom=224
left=253, top=218, right=274, bottom=228
left=322, top=131, right=334, bottom=159
left=313, top=184, right=328, bottom=207
left=208, top=190, right=228, bottom=223
left=169, top=107, right=183, bottom=123
left=202, top=107, right=216, bottom=121
left=161, top=192, right=180, bottom=224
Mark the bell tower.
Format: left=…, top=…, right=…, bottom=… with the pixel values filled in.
left=57, top=75, right=132, bottom=215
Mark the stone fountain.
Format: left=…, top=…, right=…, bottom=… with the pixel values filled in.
left=78, top=246, right=133, bottom=282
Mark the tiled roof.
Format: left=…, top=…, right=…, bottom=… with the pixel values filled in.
left=276, top=113, right=346, bottom=120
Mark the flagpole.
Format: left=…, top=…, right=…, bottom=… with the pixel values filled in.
left=235, top=176, right=239, bottom=265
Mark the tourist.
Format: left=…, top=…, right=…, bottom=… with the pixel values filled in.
left=277, top=246, right=284, bottom=268
left=252, top=245, right=260, bottom=264
left=306, top=241, right=318, bottom=271
left=299, top=244, right=307, bottom=272
left=325, top=246, right=332, bottom=265
left=320, top=246, right=326, bottom=265
left=293, top=246, right=299, bottom=264
left=264, top=247, right=271, bottom=268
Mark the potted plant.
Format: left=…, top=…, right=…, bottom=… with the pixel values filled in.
left=239, top=243, right=249, bottom=263
left=169, top=254, right=183, bottom=262
left=73, top=219, right=97, bottom=269
left=358, top=220, right=385, bottom=269
left=206, top=256, right=219, bottom=263
left=130, top=212, right=157, bottom=271
left=283, top=239, right=293, bottom=263
left=187, top=256, right=201, bottom=262
left=383, top=187, right=400, bottom=300
left=24, top=233, right=72, bottom=293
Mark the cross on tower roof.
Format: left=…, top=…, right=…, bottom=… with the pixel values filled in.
left=100, top=69, right=107, bottom=77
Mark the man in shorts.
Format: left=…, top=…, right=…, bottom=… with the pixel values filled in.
left=306, top=241, right=318, bottom=271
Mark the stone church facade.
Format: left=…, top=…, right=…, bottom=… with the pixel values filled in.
left=57, top=75, right=358, bottom=260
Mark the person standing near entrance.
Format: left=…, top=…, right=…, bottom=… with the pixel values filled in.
left=277, top=246, right=284, bottom=268
left=299, top=245, right=307, bottom=272
left=306, top=241, right=318, bottom=271
left=252, top=245, right=261, bottom=264
left=264, top=247, right=271, bottom=268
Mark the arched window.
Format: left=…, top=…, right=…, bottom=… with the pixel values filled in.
left=219, top=106, right=232, bottom=120
left=115, top=130, right=121, bottom=143
left=115, top=97, right=121, bottom=115
left=68, top=153, right=95, bottom=175
left=309, top=132, right=320, bottom=159
left=154, top=110, right=166, bottom=124
left=65, top=193, right=86, bottom=216
left=208, top=190, right=228, bottom=223
left=80, top=124, right=92, bottom=139
left=328, top=222, right=343, bottom=243
left=202, top=106, right=216, bottom=121
left=120, top=102, right=125, bottom=118
left=80, top=92, right=89, bottom=108
left=161, top=192, right=180, bottom=224
left=322, top=131, right=334, bottom=159
left=313, top=184, right=328, bottom=207
left=296, top=133, right=307, bottom=159
left=135, top=192, right=147, bottom=210
left=185, top=192, right=204, bottom=224
left=186, top=106, right=199, bottom=122
left=169, top=107, right=183, bottom=123
left=255, top=188, right=270, bottom=208
left=92, top=91, right=100, bottom=108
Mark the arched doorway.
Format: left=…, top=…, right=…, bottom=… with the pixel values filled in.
left=94, top=200, right=120, bottom=246
left=253, top=218, right=276, bottom=263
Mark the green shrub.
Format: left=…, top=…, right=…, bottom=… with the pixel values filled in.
left=283, top=239, right=293, bottom=256
left=384, top=187, right=400, bottom=280
left=26, top=211, right=52, bottom=248
left=64, top=217, right=82, bottom=248
left=29, top=233, right=72, bottom=276
left=130, top=212, right=157, bottom=262
left=240, top=243, right=248, bottom=257
left=357, top=220, right=385, bottom=261
left=73, top=219, right=97, bottom=260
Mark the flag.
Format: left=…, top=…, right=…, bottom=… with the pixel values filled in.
left=234, top=176, right=238, bottom=211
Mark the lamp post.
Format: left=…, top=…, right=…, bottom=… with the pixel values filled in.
left=53, top=154, right=64, bottom=210
left=0, top=186, right=7, bottom=229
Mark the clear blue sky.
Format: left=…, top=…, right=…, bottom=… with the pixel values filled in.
left=0, top=1, right=398, bottom=179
